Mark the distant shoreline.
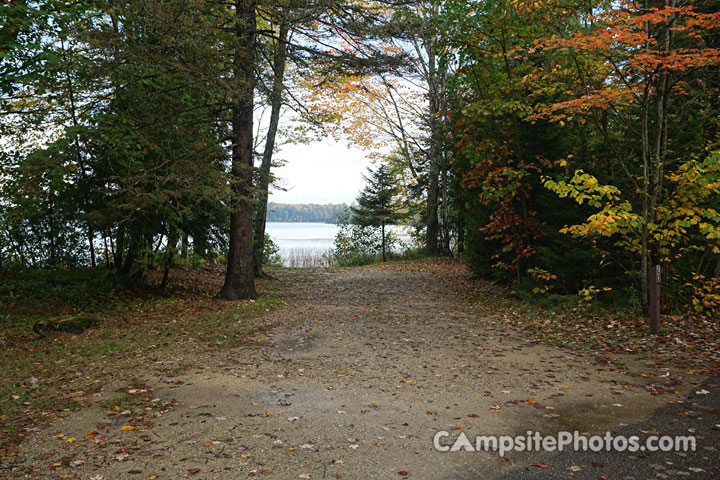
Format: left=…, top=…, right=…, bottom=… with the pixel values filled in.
left=266, top=202, right=349, bottom=223
left=267, top=220, right=338, bottom=224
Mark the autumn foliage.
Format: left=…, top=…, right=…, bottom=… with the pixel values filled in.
left=446, top=0, right=720, bottom=314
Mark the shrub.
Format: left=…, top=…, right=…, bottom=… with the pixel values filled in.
left=263, top=233, right=283, bottom=268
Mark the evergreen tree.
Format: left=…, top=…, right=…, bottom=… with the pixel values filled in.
left=351, top=164, right=401, bottom=262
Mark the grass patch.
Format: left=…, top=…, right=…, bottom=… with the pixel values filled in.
left=0, top=265, right=285, bottom=451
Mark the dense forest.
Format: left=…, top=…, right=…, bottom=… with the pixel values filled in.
left=266, top=203, right=349, bottom=223
left=1, top=0, right=719, bottom=317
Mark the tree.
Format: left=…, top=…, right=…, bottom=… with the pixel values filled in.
left=442, top=0, right=560, bottom=283
left=351, top=163, right=401, bottom=262
left=219, top=0, right=259, bottom=300
left=252, top=0, right=416, bottom=278
left=444, top=0, right=720, bottom=318
left=299, top=1, right=455, bottom=256
left=253, top=7, right=289, bottom=278
left=1, top=0, right=230, bottom=275
left=529, top=1, right=720, bottom=314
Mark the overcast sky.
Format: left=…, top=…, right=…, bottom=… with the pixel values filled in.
left=268, top=137, right=374, bottom=205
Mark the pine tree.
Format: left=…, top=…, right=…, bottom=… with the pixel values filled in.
left=351, top=164, right=401, bottom=262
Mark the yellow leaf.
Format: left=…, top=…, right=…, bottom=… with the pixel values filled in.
left=120, top=425, right=135, bottom=431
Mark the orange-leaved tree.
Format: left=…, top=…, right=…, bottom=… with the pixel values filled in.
left=527, top=0, right=720, bottom=312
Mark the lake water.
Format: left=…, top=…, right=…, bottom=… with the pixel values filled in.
left=265, top=222, right=339, bottom=254
left=265, top=222, right=412, bottom=266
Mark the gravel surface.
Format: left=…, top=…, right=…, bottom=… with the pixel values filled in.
left=6, top=261, right=716, bottom=479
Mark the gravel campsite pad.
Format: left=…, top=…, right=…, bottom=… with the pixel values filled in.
left=4, top=261, right=718, bottom=479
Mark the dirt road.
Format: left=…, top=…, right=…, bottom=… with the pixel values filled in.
left=7, top=261, right=715, bottom=479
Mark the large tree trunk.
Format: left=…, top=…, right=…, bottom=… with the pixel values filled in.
left=253, top=22, right=288, bottom=277
left=219, top=0, right=258, bottom=300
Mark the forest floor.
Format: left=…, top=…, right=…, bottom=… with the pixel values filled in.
left=1, top=259, right=718, bottom=479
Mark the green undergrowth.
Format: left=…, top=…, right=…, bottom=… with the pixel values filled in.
left=0, top=267, right=130, bottom=314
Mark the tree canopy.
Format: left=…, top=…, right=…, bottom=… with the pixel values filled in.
left=1, top=0, right=718, bottom=319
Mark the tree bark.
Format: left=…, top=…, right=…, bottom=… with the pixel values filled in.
left=253, top=22, right=288, bottom=277
left=121, top=236, right=140, bottom=276
left=641, top=0, right=672, bottom=314
left=440, top=153, right=451, bottom=255
left=219, top=0, right=258, bottom=300
left=425, top=45, right=441, bottom=257
left=381, top=222, right=386, bottom=262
